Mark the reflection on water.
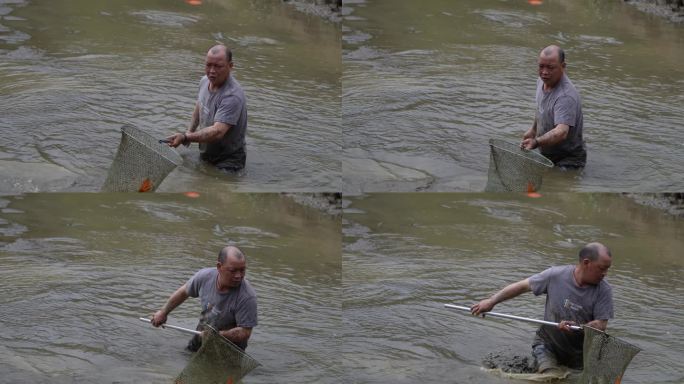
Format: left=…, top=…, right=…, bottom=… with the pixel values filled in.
left=342, top=0, right=684, bottom=192
left=342, top=193, right=684, bottom=383
left=0, top=0, right=341, bottom=193
left=0, top=193, right=341, bottom=383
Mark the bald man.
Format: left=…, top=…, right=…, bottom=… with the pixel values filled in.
left=471, top=243, right=613, bottom=373
left=151, top=246, right=257, bottom=351
left=166, top=45, right=248, bottom=172
left=521, top=45, right=586, bottom=169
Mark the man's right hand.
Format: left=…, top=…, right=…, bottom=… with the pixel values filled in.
left=471, top=298, right=496, bottom=316
left=151, top=310, right=167, bottom=327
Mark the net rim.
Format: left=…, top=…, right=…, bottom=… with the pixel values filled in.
left=121, top=124, right=183, bottom=166
left=584, top=326, right=642, bottom=354
left=489, top=138, right=554, bottom=168
left=203, top=324, right=262, bottom=367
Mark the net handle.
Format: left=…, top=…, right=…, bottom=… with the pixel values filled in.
left=444, top=304, right=582, bottom=331
left=139, top=317, right=201, bottom=335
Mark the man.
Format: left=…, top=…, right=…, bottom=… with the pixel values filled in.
left=521, top=45, right=586, bottom=169
left=166, top=45, right=248, bottom=172
left=151, top=246, right=257, bottom=351
left=471, top=242, right=613, bottom=372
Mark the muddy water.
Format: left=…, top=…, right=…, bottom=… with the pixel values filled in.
left=0, top=193, right=341, bottom=383
left=342, top=0, right=684, bottom=193
left=342, top=193, right=684, bottom=383
left=0, top=0, right=340, bottom=193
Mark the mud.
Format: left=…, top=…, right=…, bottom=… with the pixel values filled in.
left=282, top=0, right=341, bottom=22
left=283, top=192, right=342, bottom=216
left=623, top=0, right=684, bottom=22
left=626, top=193, right=684, bottom=217
left=482, top=346, right=537, bottom=374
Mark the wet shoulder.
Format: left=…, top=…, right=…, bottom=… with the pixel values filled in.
left=240, top=278, right=257, bottom=299
left=558, top=75, right=580, bottom=101
left=194, top=267, right=218, bottom=282
left=598, top=279, right=613, bottom=294
left=548, top=264, right=574, bottom=276
left=222, top=76, right=245, bottom=99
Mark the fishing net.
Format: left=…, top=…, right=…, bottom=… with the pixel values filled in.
left=578, top=327, right=641, bottom=384
left=175, top=325, right=261, bottom=384
left=485, top=138, right=554, bottom=192
left=101, top=124, right=182, bottom=192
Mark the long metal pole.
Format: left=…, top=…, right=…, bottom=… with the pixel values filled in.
left=444, top=304, right=582, bottom=331
left=139, top=317, right=202, bottom=335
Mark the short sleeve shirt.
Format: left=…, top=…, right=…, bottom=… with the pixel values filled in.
left=186, top=267, right=257, bottom=349
left=529, top=265, right=613, bottom=367
left=196, top=75, right=248, bottom=167
left=535, top=74, right=586, bottom=167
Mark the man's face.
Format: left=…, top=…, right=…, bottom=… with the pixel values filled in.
left=205, top=51, right=231, bottom=87
left=584, top=253, right=611, bottom=285
left=538, top=53, right=564, bottom=88
left=217, top=256, right=246, bottom=288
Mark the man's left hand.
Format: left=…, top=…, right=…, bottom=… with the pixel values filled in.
left=164, top=133, right=187, bottom=148
left=557, top=320, right=577, bottom=333
left=521, top=138, right=539, bottom=150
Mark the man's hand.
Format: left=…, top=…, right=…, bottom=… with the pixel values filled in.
left=521, top=137, right=539, bottom=150
left=164, top=132, right=189, bottom=148
left=151, top=310, right=167, bottom=327
left=557, top=320, right=577, bottom=333
left=471, top=299, right=496, bottom=316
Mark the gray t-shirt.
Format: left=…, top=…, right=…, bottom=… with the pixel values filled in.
left=535, top=74, right=586, bottom=167
left=529, top=265, right=613, bottom=368
left=186, top=267, right=257, bottom=349
left=196, top=74, right=248, bottom=169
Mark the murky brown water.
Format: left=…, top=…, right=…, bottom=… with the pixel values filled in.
left=0, top=0, right=341, bottom=193
left=0, top=193, right=341, bottom=383
left=343, top=193, right=684, bottom=383
left=342, top=0, right=684, bottom=193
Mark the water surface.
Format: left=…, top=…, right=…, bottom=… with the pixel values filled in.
left=342, top=193, right=684, bottom=383
left=0, top=0, right=341, bottom=193
left=0, top=193, right=341, bottom=383
left=342, top=0, right=684, bottom=192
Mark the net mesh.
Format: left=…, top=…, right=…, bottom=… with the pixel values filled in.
left=101, top=125, right=182, bottom=192
left=578, top=327, right=640, bottom=384
left=485, top=138, right=554, bottom=192
left=175, top=325, right=261, bottom=384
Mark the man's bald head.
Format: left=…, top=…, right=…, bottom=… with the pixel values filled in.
left=208, top=44, right=232, bottom=63
left=540, top=45, right=565, bottom=65
left=579, top=242, right=611, bottom=263
left=218, top=245, right=245, bottom=263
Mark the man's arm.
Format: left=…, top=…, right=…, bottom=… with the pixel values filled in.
left=219, top=327, right=252, bottom=344
left=166, top=121, right=231, bottom=148
left=188, top=103, right=200, bottom=133
left=522, top=117, right=538, bottom=141
left=471, top=278, right=531, bottom=316
left=522, top=123, right=569, bottom=150
left=151, top=283, right=190, bottom=326
left=584, top=319, right=608, bottom=331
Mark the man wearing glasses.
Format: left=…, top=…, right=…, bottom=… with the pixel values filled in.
left=151, top=246, right=257, bottom=351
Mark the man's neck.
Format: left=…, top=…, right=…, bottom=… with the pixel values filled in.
left=573, top=266, right=588, bottom=287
